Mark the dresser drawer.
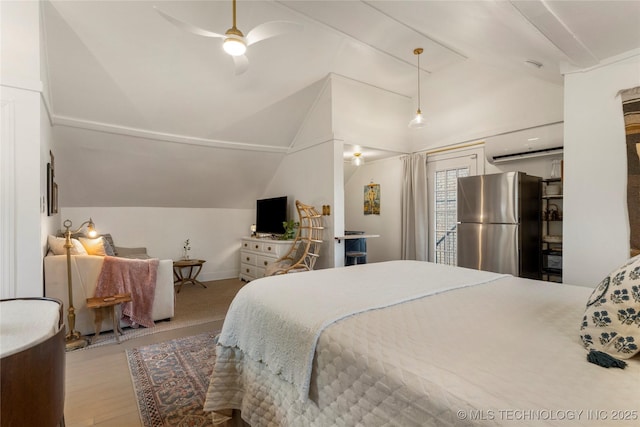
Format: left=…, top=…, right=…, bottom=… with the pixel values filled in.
left=256, top=255, right=273, bottom=269
left=242, top=240, right=263, bottom=252
left=242, top=252, right=258, bottom=266
left=262, top=242, right=278, bottom=255
left=240, top=237, right=295, bottom=281
left=241, top=263, right=257, bottom=279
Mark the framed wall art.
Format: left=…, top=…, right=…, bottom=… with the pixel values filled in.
left=47, top=163, right=53, bottom=216
left=364, top=183, right=380, bottom=215
left=47, top=150, right=57, bottom=216
left=51, top=182, right=59, bottom=214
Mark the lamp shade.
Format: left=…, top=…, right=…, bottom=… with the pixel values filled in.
left=408, top=110, right=426, bottom=128
left=86, top=219, right=97, bottom=237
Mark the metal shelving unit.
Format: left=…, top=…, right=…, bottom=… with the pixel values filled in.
left=541, top=178, right=563, bottom=282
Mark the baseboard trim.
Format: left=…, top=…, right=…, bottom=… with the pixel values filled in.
left=200, top=270, right=241, bottom=282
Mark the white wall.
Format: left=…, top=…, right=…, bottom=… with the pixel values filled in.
left=262, top=141, right=338, bottom=269
left=41, top=98, right=58, bottom=255
left=332, top=74, right=412, bottom=154
left=41, top=1, right=59, bottom=259
left=61, top=207, right=253, bottom=281
left=344, top=156, right=404, bottom=262
left=291, top=76, right=334, bottom=150
left=1, top=0, right=41, bottom=85
left=563, top=51, right=640, bottom=287
left=1, top=0, right=44, bottom=297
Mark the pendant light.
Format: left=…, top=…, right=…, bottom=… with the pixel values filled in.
left=408, top=47, right=426, bottom=128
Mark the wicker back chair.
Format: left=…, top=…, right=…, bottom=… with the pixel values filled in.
left=265, top=200, right=324, bottom=276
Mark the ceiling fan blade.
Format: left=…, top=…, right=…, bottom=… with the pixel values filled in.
left=246, top=21, right=302, bottom=46
left=233, top=55, right=249, bottom=76
left=154, top=6, right=225, bottom=39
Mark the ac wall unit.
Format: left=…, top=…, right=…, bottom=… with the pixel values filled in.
left=485, top=122, right=563, bottom=164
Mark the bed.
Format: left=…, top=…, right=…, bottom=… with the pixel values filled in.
left=204, top=260, right=640, bottom=426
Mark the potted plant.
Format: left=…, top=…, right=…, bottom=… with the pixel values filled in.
left=280, top=220, right=299, bottom=240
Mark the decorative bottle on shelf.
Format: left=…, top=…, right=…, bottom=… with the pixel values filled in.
left=550, top=159, right=562, bottom=179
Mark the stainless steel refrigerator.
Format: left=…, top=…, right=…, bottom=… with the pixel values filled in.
left=457, top=171, right=541, bottom=279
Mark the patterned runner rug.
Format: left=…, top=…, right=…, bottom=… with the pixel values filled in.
left=126, top=331, right=219, bottom=427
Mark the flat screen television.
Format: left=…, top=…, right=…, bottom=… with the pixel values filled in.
left=256, top=196, right=287, bottom=235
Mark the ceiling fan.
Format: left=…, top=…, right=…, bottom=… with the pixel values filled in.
left=154, top=0, right=302, bottom=75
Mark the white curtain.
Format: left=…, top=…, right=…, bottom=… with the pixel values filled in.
left=401, top=153, right=428, bottom=260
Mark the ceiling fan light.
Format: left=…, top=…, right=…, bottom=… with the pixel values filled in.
left=223, top=37, right=246, bottom=56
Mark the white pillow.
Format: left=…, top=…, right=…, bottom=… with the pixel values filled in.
left=78, top=237, right=107, bottom=256
left=47, top=235, right=88, bottom=256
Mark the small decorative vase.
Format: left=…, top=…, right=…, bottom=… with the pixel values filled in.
left=183, top=250, right=190, bottom=260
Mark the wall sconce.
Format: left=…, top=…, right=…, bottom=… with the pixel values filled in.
left=63, top=217, right=96, bottom=350
left=322, top=205, right=331, bottom=216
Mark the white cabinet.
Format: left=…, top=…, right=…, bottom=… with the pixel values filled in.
left=239, top=237, right=294, bottom=281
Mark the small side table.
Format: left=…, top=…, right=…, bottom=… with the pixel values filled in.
left=173, top=259, right=207, bottom=293
left=86, top=293, right=132, bottom=344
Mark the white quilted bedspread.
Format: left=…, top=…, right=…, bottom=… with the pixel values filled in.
left=204, top=262, right=640, bottom=426
left=218, top=260, right=504, bottom=399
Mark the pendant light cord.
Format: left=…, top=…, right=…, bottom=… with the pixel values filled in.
left=409, top=47, right=425, bottom=127
left=417, top=52, right=421, bottom=111
left=415, top=48, right=422, bottom=113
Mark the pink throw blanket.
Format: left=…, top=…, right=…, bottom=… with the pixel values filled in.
left=95, top=256, right=159, bottom=328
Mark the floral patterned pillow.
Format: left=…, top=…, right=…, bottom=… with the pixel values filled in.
left=580, top=254, right=640, bottom=359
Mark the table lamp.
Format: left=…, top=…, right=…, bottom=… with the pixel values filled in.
left=63, top=217, right=97, bottom=350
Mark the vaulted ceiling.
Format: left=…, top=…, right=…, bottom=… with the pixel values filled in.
left=43, top=0, right=640, bottom=208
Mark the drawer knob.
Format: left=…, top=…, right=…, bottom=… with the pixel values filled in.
left=255, top=245, right=259, bottom=249
left=244, top=243, right=248, bottom=247
left=264, top=261, right=268, bottom=266
left=246, top=268, right=250, bottom=273
left=267, top=246, right=272, bottom=251
left=246, top=257, right=250, bottom=261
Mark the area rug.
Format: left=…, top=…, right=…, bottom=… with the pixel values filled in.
left=84, top=315, right=225, bottom=349
left=127, top=331, right=219, bottom=427
left=81, top=278, right=243, bottom=350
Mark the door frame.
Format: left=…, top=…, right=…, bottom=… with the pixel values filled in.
left=426, top=146, right=485, bottom=263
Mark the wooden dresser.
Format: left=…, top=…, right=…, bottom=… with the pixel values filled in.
left=239, top=237, right=294, bottom=281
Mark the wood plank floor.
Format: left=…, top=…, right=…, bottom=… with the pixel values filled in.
left=63, top=278, right=245, bottom=427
